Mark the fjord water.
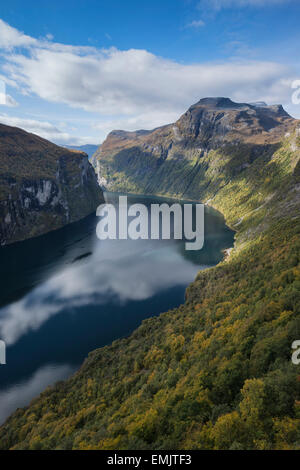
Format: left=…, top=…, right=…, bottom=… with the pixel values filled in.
left=0, top=193, right=234, bottom=424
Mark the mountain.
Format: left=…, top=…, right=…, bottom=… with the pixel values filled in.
left=64, top=144, right=99, bottom=160
left=92, top=97, right=295, bottom=199
left=0, top=124, right=104, bottom=245
left=0, top=99, right=299, bottom=450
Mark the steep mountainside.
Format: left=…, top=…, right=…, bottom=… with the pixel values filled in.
left=0, top=124, right=104, bottom=245
left=0, top=100, right=299, bottom=450
left=93, top=97, right=296, bottom=200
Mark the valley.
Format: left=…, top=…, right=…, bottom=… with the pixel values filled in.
left=0, top=98, right=299, bottom=450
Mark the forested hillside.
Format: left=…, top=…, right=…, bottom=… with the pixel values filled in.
left=0, top=109, right=299, bottom=450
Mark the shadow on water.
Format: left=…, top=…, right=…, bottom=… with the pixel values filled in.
left=0, top=213, right=97, bottom=308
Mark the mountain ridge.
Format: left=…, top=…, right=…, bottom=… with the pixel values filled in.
left=0, top=123, right=104, bottom=245
left=92, top=97, right=297, bottom=202
left=97, top=97, right=294, bottom=150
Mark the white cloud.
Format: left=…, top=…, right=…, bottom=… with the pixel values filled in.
left=3, top=45, right=295, bottom=116
left=185, top=19, right=206, bottom=28
left=0, top=19, right=297, bottom=139
left=0, top=114, right=94, bottom=145
left=0, top=18, right=37, bottom=49
left=93, top=110, right=180, bottom=135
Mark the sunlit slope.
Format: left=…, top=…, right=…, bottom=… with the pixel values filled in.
left=93, top=98, right=296, bottom=201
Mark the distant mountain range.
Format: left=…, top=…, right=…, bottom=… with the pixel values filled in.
left=64, top=144, right=99, bottom=160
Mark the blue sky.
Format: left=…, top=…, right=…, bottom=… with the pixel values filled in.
left=0, top=0, right=299, bottom=145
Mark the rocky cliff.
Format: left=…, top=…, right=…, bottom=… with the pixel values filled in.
left=93, top=97, right=297, bottom=202
left=0, top=124, right=104, bottom=245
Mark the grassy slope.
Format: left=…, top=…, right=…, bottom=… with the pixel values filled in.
left=0, top=132, right=299, bottom=450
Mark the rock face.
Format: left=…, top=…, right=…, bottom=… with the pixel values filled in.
left=0, top=124, right=104, bottom=245
left=93, top=97, right=296, bottom=200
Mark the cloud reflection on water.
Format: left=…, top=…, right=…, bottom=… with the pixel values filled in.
left=0, top=363, right=75, bottom=425
left=0, top=238, right=200, bottom=346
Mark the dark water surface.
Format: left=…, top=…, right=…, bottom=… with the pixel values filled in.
left=0, top=193, right=234, bottom=424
